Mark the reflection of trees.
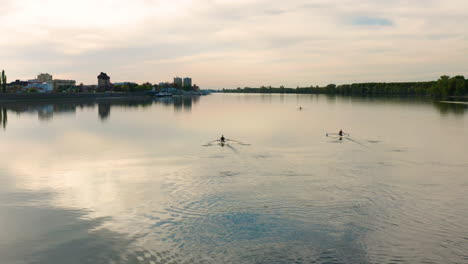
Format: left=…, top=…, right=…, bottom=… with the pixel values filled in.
left=53, top=104, right=77, bottom=114
left=0, top=107, right=7, bottom=129
left=192, top=95, right=200, bottom=105
left=0, top=98, right=156, bottom=122
left=325, top=94, right=337, bottom=104
left=433, top=102, right=468, bottom=115
left=0, top=96, right=204, bottom=124
left=1, top=102, right=76, bottom=121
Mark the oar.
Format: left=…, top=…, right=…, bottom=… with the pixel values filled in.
left=203, top=139, right=221, bottom=146
left=226, top=138, right=250, bottom=145
left=345, top=137, right=368, bottom=148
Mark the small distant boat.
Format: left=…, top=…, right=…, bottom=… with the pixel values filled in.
left=203, top=138, right=250, bottom=147
left=326, top=132, right=350, bottom=141
left=326, top=132, right=349, bottom=137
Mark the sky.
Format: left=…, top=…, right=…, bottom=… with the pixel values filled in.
left=1, top=0, right=468, bottom=89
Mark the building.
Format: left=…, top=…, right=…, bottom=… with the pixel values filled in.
left=37, top=73, right=53, bottom=82
left=8, top=80, right=28, bottom=87
left=53, top=79, right=76, bottom=91
left=183, top=77, right=192, bottom=88
left=158, top=82, right=172, bottom=87
left=26, top=82, right=54, bottom=93
left=173, top=77, right=182, bottom=89
left=98, top=72, right=111, bottom=89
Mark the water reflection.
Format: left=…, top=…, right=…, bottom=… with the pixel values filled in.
left=0, top=93, right=467, bottom=264
left=0, top=188, right=162, bottom=264
left=155, top=96, right=199, bottom=112
left=0, top=96, right=203, bottom=128
left=433, top=102, right=468, bottom=115
left=324, top=96, right=468, bottom=116
left=98, top=103, right=111, bottom=121
left=0, top=107, right=7, bottom=129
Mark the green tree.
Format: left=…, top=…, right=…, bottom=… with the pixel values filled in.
left=27, top=87, right=38, bottom=93
left=77, top=82, right=84, bottom=92
left=326, top=84, right=336, bottom=93
left=453, top=76, right=466, bottom=96
left=1, top=70, right=7, bottom=93
left=430, top=76, right=449, bottom=98
left=134, top=82, right=153, bottom=91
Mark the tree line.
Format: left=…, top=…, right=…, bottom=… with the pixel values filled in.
left=222, top=76, right=468, bottom=98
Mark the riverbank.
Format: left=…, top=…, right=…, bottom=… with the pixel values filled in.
left=439, top=101, right=468, bottom=105
left=0, top=92, right=152, bottom=102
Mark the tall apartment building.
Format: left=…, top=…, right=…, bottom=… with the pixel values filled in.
left=183, top=77, right=192, bottom=88
left=37, top=73, right=53, bottom=82
left=173, top=77, right=182, bottom=88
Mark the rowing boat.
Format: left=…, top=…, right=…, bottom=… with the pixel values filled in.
left=204, top=138, right=250, bottom=147
left=326, top=132, right=349, bottom=137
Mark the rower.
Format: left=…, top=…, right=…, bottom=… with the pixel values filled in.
left=299, top=106, right=302, bottom=110
left=220, top=135, right=225, bottom=142
left=338, top=129, right=343, bottom=136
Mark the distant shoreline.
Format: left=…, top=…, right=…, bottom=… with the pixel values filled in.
left=221, top=76, right=468, bottom=98
left=438, top=101, right=468, bottom=105
left=0, top=92, right=152, bottom=102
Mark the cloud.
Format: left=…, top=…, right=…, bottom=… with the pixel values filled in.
left=351, top=16, right=393, bottom=26
left=1, top=0, right=468, bottom=88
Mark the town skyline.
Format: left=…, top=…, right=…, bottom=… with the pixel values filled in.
left=8, top=71, right=194, bottom=87
left=2, top=70, right=197, bottom=93
left=2, top=0, right=468, bottom=89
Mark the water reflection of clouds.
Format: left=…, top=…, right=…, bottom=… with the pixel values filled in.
left=0, top=132, right=199, bottom=261
left=140, top=158, right=371, bottom=263
left=2, top=130, right=372, bottom=264
left=0, top=188, right=182, bottom=264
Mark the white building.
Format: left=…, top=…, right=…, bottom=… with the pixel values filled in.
left=26, top=82, right=54, bottom=93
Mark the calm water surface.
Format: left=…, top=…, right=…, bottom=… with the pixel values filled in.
left=0, top=94, right=467, bottom=264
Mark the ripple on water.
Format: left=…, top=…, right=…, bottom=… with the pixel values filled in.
left=142, top=207, right=370, bottom=263
left=128, top=148, right=468, bottom=264
left=219, top=171, right=241, bottom=177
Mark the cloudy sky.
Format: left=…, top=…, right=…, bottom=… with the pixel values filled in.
left=1, top=0, right=467, bottom=88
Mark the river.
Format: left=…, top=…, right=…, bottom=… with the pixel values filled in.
left=0, top=94, right=467, bottom=263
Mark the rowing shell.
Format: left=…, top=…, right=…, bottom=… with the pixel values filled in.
left=326, top=132, right=349, bottom=137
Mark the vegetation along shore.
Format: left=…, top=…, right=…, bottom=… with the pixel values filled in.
left=222, top=75, right=468, bottom=98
